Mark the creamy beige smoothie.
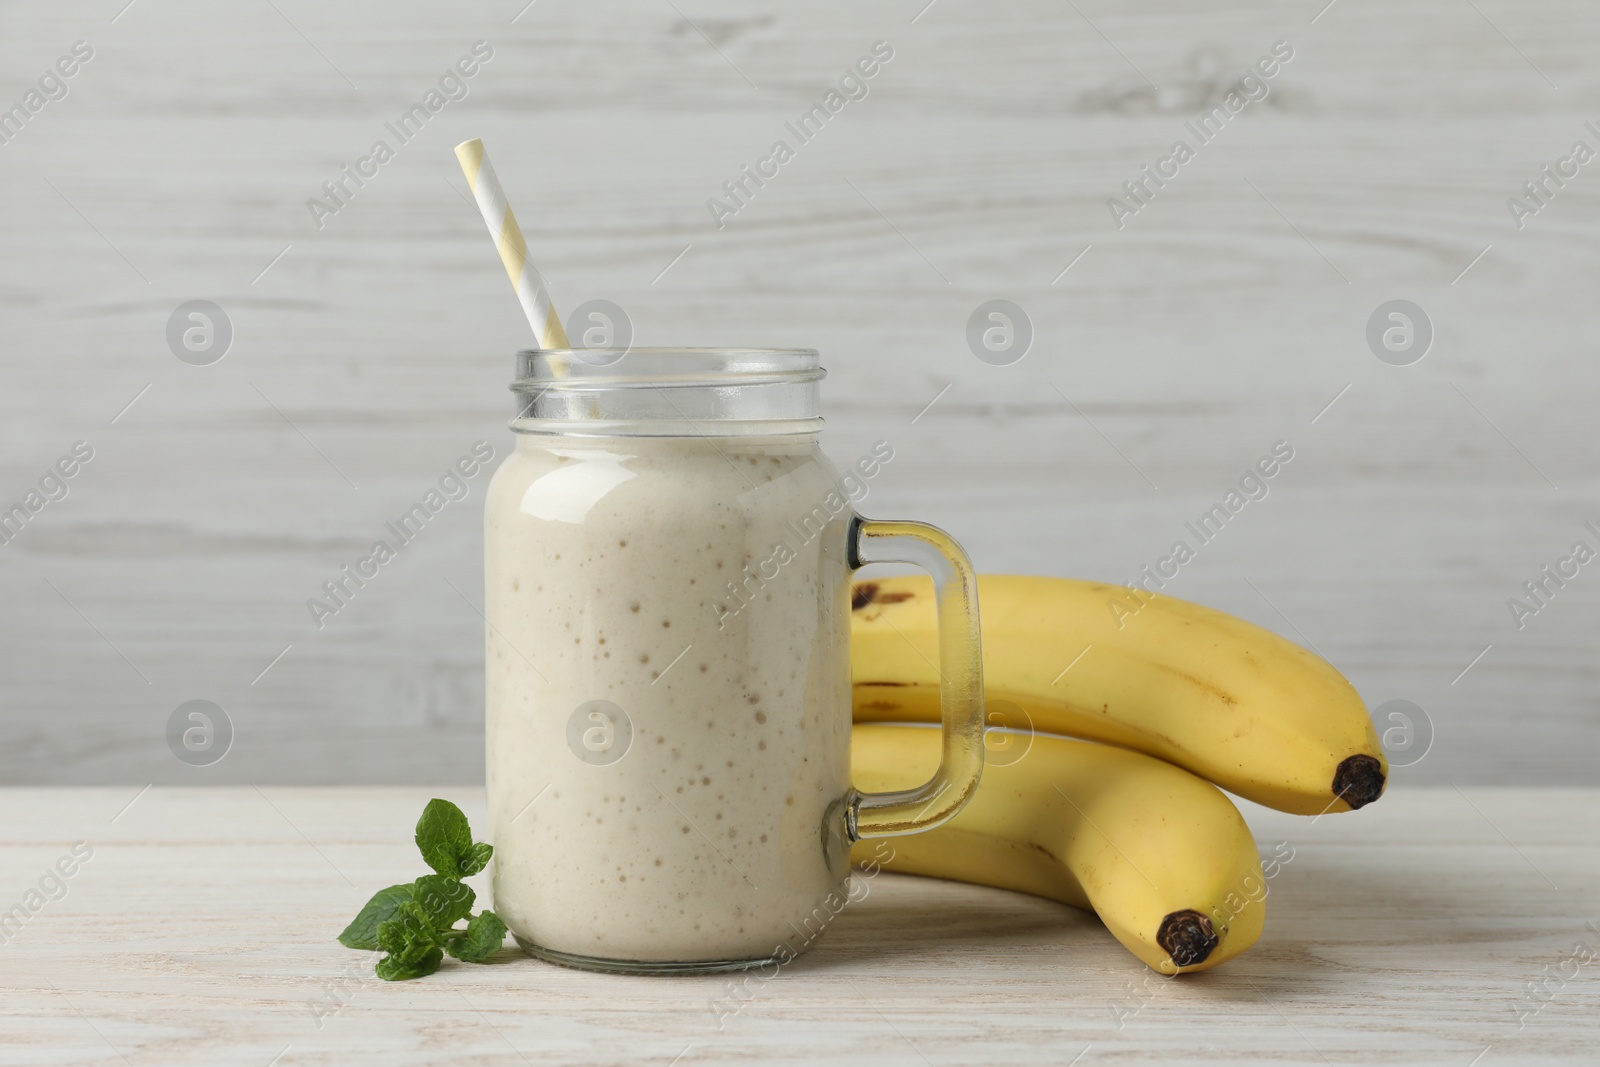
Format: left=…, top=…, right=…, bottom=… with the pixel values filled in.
left=484, top=430, right=855, bottom=965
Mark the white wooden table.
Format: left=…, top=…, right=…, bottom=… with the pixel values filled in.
left=1, top=787, right=1595, bottom=1065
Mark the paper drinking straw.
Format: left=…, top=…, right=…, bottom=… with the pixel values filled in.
left=454, top=138, right=570, bottom=350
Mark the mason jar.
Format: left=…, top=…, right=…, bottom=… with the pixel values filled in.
left=484, top=348, right=984, bottom=973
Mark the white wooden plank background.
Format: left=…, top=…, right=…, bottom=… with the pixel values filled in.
left=0, top=785, right=1595, bottom=1065
left=2, top=0, right=1598, bottom=784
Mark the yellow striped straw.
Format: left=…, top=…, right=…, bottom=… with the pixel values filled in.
left=454, top=138, right=570, bottom=350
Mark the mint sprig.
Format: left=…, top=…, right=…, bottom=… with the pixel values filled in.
left=338, top=799, right=507, bottom=980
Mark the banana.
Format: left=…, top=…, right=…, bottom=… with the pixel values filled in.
left=850, top=723, right=1266, bottom=973
left=851, top=574, right=1386, bottom=815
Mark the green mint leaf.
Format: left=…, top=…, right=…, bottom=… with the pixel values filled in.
left=376, top=902, right=439, bottom=958
left=458, top=841, right=494, bottom=878
left=374, top=901, right=451, bottom=981
left=411, top=873, right=475, bottom=931
left=446, top=910, right=508, bottom=963
left=415, top=798, right=475, bottom=877
left=376, top=946, right=442, bottom=981
left=338, top=883, right=415, bottom=950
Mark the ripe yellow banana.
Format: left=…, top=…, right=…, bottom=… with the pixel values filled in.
left=851, top=575, right=1386, bottom=815
left=850, top=723, right=1265, bottom=973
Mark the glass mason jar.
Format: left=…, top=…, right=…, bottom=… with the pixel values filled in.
left=483, top=348, right=984, bottom=974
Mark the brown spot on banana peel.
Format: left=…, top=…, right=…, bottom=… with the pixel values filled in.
left=1332, top=754, right=1386, bottom=809
left=1157, top=909, right=1219, bottom=969
left=851, top=582, right=917, bottom=611
left=1163, top=667, right=1239, bottom=707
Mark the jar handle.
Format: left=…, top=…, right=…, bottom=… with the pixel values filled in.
left=844, top=515, right=985, bottom=840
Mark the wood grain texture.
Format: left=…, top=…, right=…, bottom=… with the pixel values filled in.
left=0, top=786, right=1596, bottom=1065
left=2, top=0, right=1599, bottom=783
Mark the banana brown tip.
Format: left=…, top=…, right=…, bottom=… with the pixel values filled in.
left=1156, top=909, right=1218, bottom=968
left=1332, top=754, right=1385, bottom=809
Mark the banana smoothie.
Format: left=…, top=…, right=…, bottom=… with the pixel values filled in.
left=484, top=430, right=855, bottom=965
